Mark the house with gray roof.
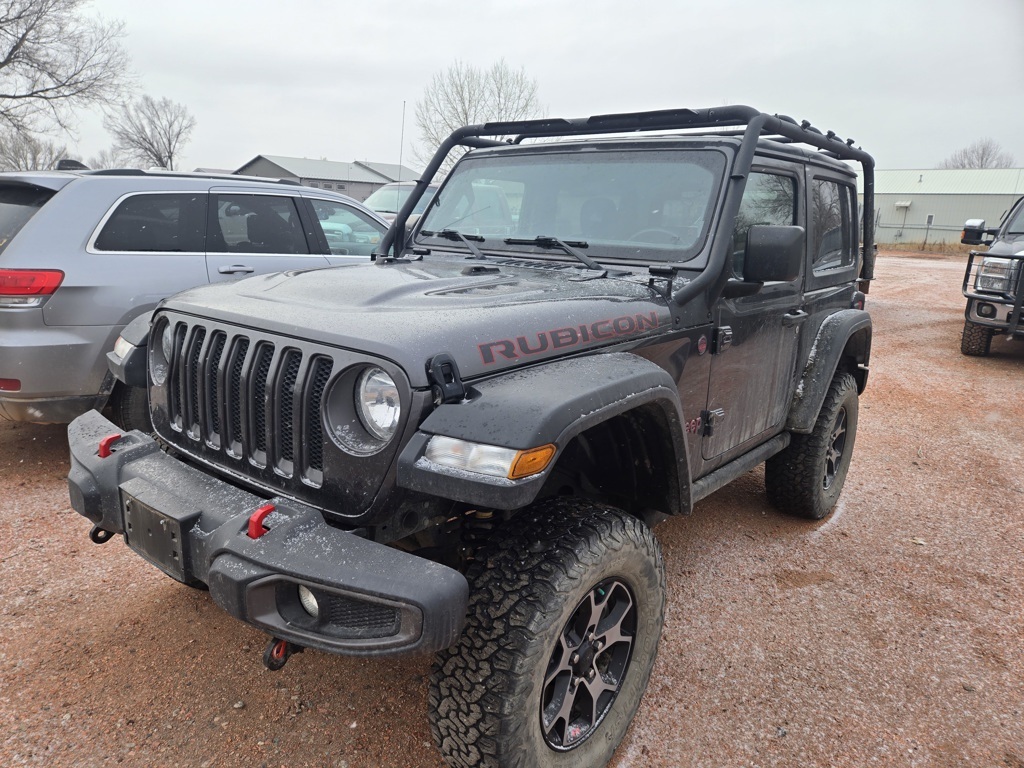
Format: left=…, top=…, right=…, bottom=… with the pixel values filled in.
left=234, top=155, right=422, bottom=201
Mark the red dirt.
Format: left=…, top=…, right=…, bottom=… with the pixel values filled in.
left=1, top=254, right=1022, bottom=767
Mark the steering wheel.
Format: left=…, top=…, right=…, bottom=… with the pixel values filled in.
left=627, top=228, right=682, bottom=244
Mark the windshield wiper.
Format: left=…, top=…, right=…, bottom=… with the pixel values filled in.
left=503, top=236, right=605, bottom=273
left=421, top=228, right=487, bottom=259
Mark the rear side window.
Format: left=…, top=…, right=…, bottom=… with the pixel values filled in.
left=95, top=193, right=207, bottom=252
left=209, top=194, right=310, bottom=254
left=0, top=184, right=56, bottom=254
left=811, top=179, right=854, bottom=273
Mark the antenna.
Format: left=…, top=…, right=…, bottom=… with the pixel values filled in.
left=398, top=100, right=406, bottom=183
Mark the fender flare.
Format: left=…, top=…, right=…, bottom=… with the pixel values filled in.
left=786, top=309, right=871, bottom=433
left=397, top=352, right=691, bottom=513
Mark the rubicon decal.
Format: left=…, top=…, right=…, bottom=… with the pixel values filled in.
left=479, top=312, right=659, bottom=364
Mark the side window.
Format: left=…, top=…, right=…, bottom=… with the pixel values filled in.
left=811, top=179, right=854, bottom=273
left=209, top=194, right=310, bottom=255
left=732, top=172, right=796, bottom=277
left=94, top=193, right=206, bottom=252
left=309, top=199, right=386, bottom=256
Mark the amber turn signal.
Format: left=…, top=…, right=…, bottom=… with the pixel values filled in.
left=509, top=444, right=557, bottom=480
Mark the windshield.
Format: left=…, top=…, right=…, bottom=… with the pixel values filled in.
left=1005, top=200, right=1024, bottom=235
left=417, top=148, right=727, bottom=263
left=364, top=184, right=436, bottom=215
left=0, top=184, right=55, bottom=254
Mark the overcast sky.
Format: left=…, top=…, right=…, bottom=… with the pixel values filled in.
left=73, top=0, right=1024, bottom=173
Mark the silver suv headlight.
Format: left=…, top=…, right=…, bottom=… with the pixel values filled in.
left=355, top=367, right=401, bottom=441
left=975, top=257, right=1013, bottom=293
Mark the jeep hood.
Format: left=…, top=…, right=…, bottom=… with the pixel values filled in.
left=162, top=259, right=673, bottom=387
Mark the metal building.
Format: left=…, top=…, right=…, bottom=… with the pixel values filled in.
left=858, top=169, right=1024, bottom=246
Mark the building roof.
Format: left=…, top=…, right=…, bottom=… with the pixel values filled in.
left=355, top=161, right=421, bottom=183
left=858, top=168, right=1024, bottom=195
left=235, top=155, right=421, bottom=184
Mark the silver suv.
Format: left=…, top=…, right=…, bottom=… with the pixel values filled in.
left=0, top=170, right=388, bottom=425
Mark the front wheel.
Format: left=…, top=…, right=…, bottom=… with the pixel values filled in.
left=428, top=498, right=665, bottom=768
left=766, top=372, right=859, bottom=519
left=107, top=383, right=149, bottom=432
left=961, top=320, right=994, bottom=357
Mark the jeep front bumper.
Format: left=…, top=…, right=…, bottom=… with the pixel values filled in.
left=67, top=409, right=468, bottom=656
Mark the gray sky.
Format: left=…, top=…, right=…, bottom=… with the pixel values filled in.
left=75, top=0, right=1024, bottom=173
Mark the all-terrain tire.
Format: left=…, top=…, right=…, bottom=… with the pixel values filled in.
left=960, top=320, right=994, bottom=357
left=428, top=498, right=665, bottom=768
left=107, top=383, right=150, bottom=433
left=765, top=372, right=858, bottom=520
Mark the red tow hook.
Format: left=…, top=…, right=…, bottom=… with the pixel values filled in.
left=97, top=433, right=123, bottom=458
left=247, top=503, right=276, bottom=539
left=263, top=637, right=303, bottom=671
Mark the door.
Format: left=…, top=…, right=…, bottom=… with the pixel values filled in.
left=703, top=169, right=805, bottom=461
left=205, top=192, right=330, bottom=282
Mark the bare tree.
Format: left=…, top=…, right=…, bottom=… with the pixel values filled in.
left=938, top=138, right=1015, bottom=169
left=104, top=95, right=196, bottom=170
left=0, top=127, right=66, bottom=170
left=414, top=59, right=544, bottom=173
left=85, top=146, right=134, bottom=170
left=0, top=0, right=131, bottom=136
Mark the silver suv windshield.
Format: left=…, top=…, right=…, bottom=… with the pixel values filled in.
left=416, top=148, right=727, bottom=263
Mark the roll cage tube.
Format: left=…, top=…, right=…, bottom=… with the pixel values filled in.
left=374, top=106, right=876, bottom=295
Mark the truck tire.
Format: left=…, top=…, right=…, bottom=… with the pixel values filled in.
left=107, top=383, right=150, bottom=433
left=766, top=372, right=858, bottom=520
left=428, top=498, right=665, bottom=768
left=960, top=320, right=994, bottom=357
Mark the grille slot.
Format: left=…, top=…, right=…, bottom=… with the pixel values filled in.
left=305, top=357, right=333, bottom=474
left=252, top=344, right=274, bottom=458
left=206, top=332, right=227, bottom=440
left=164, top=321, right=336, bottom=486
left=227, top=337, right=250, bottom=452
left=278, top=350, right=302, bottom=466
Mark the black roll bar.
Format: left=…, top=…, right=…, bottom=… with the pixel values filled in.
left=375, top=105, right=875, bottom=289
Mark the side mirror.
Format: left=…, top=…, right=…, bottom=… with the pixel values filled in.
left=961, top=218, right=989, bottom=246
left=744, top=225, right=804, bottom=283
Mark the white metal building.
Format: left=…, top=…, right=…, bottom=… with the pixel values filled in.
left=858, top=168, right=1024, bottom=246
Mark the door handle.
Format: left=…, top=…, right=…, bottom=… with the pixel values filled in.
left=782, top=310, right=809, bottom=327
left=218, top=265, right=255, bottom=274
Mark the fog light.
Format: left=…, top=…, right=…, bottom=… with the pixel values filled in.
left=297, top=585, right=320, bottom=618
left=977, top=302, right=996, bottom=319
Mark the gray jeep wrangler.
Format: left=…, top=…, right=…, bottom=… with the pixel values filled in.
left=960, top=195, right=1024, bottom=356
left=68, top=106, right=876, bottom=768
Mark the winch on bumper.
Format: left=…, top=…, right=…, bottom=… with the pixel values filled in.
left=66, top=409, right=469, bottom=656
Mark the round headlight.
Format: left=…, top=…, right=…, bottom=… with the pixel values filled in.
left=161, top=323, right=175, bottom=361
left=149, top=321, right=175, bottom=387
left=355, top=367, right=401, bottom=441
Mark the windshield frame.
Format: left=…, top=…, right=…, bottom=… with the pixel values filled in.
left=413, top=143, right=731, bottom=269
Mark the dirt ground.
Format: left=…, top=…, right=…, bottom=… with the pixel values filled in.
left=1, top=253, right=1022, bottom=768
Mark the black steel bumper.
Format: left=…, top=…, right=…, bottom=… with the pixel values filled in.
left=67, top=409, right=468, bottom=656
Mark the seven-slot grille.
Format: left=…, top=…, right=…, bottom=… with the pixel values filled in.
left=164, top=320, right=334, bottom=485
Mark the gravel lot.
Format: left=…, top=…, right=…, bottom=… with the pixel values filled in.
left=1, top=253, right=1022, bottom=768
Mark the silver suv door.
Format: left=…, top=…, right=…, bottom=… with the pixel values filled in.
left=206, top=191, right=331, bottom=281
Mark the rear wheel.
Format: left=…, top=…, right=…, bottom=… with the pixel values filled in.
left=766, top=372, right=858, bottom=519
left=428, top=498, right=665, bottom=768
left=961, top=320, right=994, bottom=357
left=107, top=383, right=149, bottom=432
